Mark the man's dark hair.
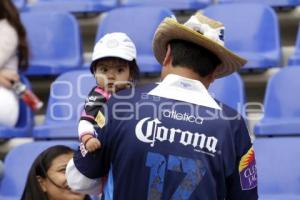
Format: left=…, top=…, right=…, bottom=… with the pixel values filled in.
left=170, top=40, right=221, bottom=77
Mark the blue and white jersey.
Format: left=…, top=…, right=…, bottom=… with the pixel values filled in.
left=67, top=74, right=258, bottom=200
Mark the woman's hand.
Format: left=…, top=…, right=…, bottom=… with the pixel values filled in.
left=0, top=69, right=19, bottom=89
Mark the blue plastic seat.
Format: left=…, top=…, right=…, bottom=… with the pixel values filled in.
left=204, top=3, right=281, bottom=70
left=0, top=141, right=78, bottom=199
left=33, top=70, right=95, bottom=139
left=254, top=137, right=300, bottom=199
left=254, top=67, right=300, bottom=136
left=208, top=72, right=245, bottom=116
left=288, top=25, right=300, bottom=66
left=12, top=0, right=26, bottom=10
left=119, top=0, right=211, bottom=10
left=21, top=12, right=83, bottom=76
left=219, top=0, right=300, bottom=7
left=28, top=0, right=117, bottom=13
left=0, top=75, right=33, bottom=138
left=95, top=6, right=173, bottom=74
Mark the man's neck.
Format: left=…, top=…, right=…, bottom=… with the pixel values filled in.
left=164, top=66, right=211, bottom=88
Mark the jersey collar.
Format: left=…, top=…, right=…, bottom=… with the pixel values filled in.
left=148, top=74, right=221, bottom=110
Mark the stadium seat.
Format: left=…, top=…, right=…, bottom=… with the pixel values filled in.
left=208, top=73, right=246, bottom=116
left=219, top=0, right=300, bottom=7
left=119, top=0, right=211, bottom=11
left=21, top=12, right=83, bottom=76
left=288, top=25, right=300, bottom=66
left=254, top=67, right=300, bottom=136
left=0, top=75, right=33, bottom=138
left=204, top=3, right=281, bottom=70
left=254, top=137, right=300, bottom=199
left=0, top=141, right=78, bottom=199
left=33, top=70, right=95, bottom=139
left=12, top=0, right=26, bottom=10
left=95, top=6, right=173, bottom=74
left=27, top=0, right=117, bottom=13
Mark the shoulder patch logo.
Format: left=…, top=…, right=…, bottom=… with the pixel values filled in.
left=95, top=111, right=106, bottom=128
left=239, top=146, right=257, bottom=190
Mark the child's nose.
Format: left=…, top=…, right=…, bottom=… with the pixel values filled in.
left=107, top=70, right=115, bottom=79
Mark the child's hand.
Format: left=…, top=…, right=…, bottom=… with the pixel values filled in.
left=85, top=137, right=101, bottom=152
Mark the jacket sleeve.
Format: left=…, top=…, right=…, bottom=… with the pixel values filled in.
left=78, top=87, right=107, bottom=139
left=80, top=87, right=107, bottom=126
left=226, top=118, right=258, bottom=200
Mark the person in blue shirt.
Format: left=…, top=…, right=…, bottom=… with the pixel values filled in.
left=66, top=12, right=258, bottom=200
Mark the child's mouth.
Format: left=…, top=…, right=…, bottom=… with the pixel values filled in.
left=107, top=83, right=114, bottom=88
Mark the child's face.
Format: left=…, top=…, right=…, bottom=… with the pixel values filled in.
left=94, top=58, right=131, bottom=93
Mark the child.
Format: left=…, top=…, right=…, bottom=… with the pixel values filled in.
left=78, top=32, right=139, bottom=153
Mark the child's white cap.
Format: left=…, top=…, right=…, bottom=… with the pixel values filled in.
left=92, top=32, right=137, bottom=62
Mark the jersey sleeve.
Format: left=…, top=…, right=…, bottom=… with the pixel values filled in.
left=226, top=118, right=258, bottom=200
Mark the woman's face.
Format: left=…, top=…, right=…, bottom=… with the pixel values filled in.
left=38, top=153, right=86, bottom=200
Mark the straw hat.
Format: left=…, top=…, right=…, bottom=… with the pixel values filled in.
left=152, top=12, right=247, bottom=78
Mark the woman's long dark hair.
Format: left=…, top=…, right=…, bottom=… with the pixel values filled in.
left=0, top=0, right=29, bottom=71
left=21, top=145, right=91, bottom=200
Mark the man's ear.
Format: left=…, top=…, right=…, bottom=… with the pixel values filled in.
left=162, top=44, right=172, bottom=67
left=37, top=176, right=47, bottom=192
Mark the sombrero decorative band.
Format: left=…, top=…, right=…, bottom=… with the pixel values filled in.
left=152, top=12, right=247, bottom=78
left=184, top=15, right=225, bottom=47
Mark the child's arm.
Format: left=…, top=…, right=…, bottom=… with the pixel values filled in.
left=78, top=87, right=107, bottom=152
left=80, top=87, right=107, bottom=128
left=78, top=120, right=101, bottom=152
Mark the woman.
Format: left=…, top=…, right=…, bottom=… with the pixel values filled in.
left=0, top=0, right=29, bottom=127
left=21, top=145, right=91, bottom=200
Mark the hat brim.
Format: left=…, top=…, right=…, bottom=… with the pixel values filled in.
left=153, top=18, right=247, bottom=78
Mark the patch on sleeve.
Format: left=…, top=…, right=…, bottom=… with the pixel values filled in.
left=239, top=146, right=257, bottom=190
left=95, top=111, right=106, bottom=128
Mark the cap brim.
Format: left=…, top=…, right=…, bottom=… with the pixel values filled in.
left=153, top=18, right=247, bottom=78
left=90, top=50, right=135, bottom=74
left=92, top=49, right=134, bottom=62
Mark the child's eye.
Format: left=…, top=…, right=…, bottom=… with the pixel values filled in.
left=100, top=67, right=108, bottom=73
left=118, top=68, right=125, bottom=73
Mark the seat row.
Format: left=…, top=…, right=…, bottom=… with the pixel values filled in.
left=13, top=0, right=300, bottom=12
left=1, top=66, right=300, bottom=139
left=1, top=136, right=300, bottom=199
left=17, top=4, right=300, bottom=76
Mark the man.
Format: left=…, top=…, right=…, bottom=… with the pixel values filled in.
left=66, top=12, right=258, bottom=200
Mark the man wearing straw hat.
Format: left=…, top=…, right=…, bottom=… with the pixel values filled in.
left=67, top=12, right=258, bottom=200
